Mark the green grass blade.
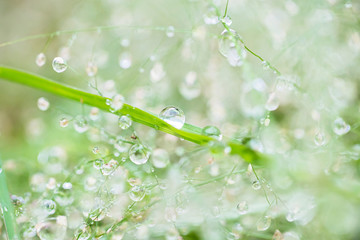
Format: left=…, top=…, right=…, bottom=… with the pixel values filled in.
left=0, top=159, right=19, bottom=240
left=0, top=66, right=268, bottom=165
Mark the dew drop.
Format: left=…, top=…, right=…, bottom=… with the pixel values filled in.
left=110, top=94, right=125, bottom=111
left=159, top=106, right=185, bottom=129
left=257, top=216, right=271, bottom=231
left=88, top=208, right=106, bottom=222
left=101, top=159, right=118, bottom=176
left=23, top=224, right=37, bottom=238
left=333, top=117, right=350, bottom=136
left=252, top=180, right=261, bottom=190
left=93, top=158, right=104, bottom=170
left=92, top=147, right=100, bottom=154
left=52, top=57, right=67, bottom=73
left=262, top=60, right=270, bottom=70
left=36, top=53, right=46, bottom=67
left=86, top=61, right=98, bottom=77
left=236, top=201, right=249, bottom=215
left=118, top=115, right=132, bottom=130
left=114, top=138, right=129, bottom=153
left=59, top=118, right=69, bottom=128
left=129, top=186, right=146, bottom=202
left=73, top=116, right=89, bottom=133
left=89, top=107, right=100, bottom=121
left=272, top=230, right=283, bottom=240
left=202, top=125, right=222, bottom=140
left=37, top=97, right=50, bottom=111
left=166, top=26, right=175, bottom=38
left=42, top=199, right=57, bottom=216
left=119, top=52, right=132, bottom=69
left=221, top=16, right=232, bottom=26
left=129, top=144, right=151, bottom=165
left=36, top=217, right=67, bottom=240
left=314, top=131, right=326, bottom=146
left=150, top=62, right=166, bottom=82
left=265, top=92, right=280, bottom=111
left=179, top=71, right=201, bottom=100
left=151, top=148, right=170, bottom=168
left=219, top=29, right=246, bottom=67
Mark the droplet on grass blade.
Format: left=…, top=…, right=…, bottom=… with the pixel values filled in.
left=159, top=106, right=185, bottom=129
left=202, top=126, right=222, bottom=140
left=129, top=186, right=146, bottom=201
left=52, top=57, right=67, bottom=73
left=118, top=115, right=132, bottom=130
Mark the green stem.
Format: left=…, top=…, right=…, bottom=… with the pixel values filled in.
left=0, top=66, right=268, bottom=165
left=0, top=159, right=19, bottom=240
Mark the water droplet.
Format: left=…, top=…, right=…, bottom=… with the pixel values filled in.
left=219, top=29, right=246, bottom=67
left=86, top=61, right=98, bottom=77
left=257, top=216, right=271, bottom=231
left=62, top=182, right=72, bottom=189
left=333, top=117, right=350, bottom=136
left=150, top=62, right=166, bottom=82
left=52, top=57, right=67, bottom=73
left=119, top=52, right=132, bottom=69
left=203, top=7, right=219, bottom=25
left=36, top=53, right=46, bottom=67
left=88, top=208, right=106, bottom=222
left=159, top=106, right=185, bottom=129
left=118, top=115, right=132, bottom=130
left=23, top=224, right=37, bottom=238
left=179, top=71, right=201, bottom=100
left=114, top=138, right=128, bottom=152
left=92, top=146, right=100, bottom=154
left=272, top=230, right=283, bottom=240
left=151, top=148, right=170, bottom=168
left=236, top=201, right=249, bottom=215
left=129, top=186, right=146, bottom=201
left=110, top=94, right=125, bottom=111
left=252, top=180, right=261, bottom=190
left=202, top=126, right=222, bottom=140
left=54, top=187, right=73, bottom=206
left=93, top=158, right=104, bottom=169
left=314, top=131, right=326, bottom=146
left=221, top=16, right=232, bottom=26
left=89, top=107, right=100, bottom=121
left=36, top=217, right=67, bottom=240
left=74, top=116, right=89, bottom=133
left=42, top=199, right=56, bottom=215
left=101, top=159, right=118, bottom=176
left=265, top=92, right=280, bottom=111
left=128, top=178, right=141, bottom=186
left=166, top=26, right=175, bottom=38
left=262, top=60, right=270, bottom=70
left=129, top=144, right=151, bottom=165
left=37, top=97, right=50, bottom=111
left=59, top=118, right=69, bottom=128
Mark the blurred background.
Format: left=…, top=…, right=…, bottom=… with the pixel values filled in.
left=1, top=0, right=360, bottom=239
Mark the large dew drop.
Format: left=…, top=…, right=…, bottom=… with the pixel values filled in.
left=332, top=117, right=350, bottom=136
left=129, top=144, right=151, bottom=165
left=52, top=57, right=67, bottom=73
left=118, top=115, right=132, bottom=130
left=219, top=29, right=246, bottom=67
left=202, top=125, right=222, bottom=140
left=159, top=106, right=185, bottom=129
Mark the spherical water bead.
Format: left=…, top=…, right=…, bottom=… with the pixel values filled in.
left=202, top=125, right=222, bottom=140
left=36, top=217, right=67, bottom=240
left=119, top=52, right=132, bottom=69
left=252, top=180, right=261, bottom=190
left=86, top=61, right=98, bottom=77
left=52, top=57, right=67, bottom=73
left=88, top=208, right=106, bottom=222
left=36, top=53, right=46, bottom=67
left=219, top=29, right=247, bottom=67
left=236, top=201, right=249, bottom=215
left=257, top=216, right=271, bottom=231
left=23, top=224, right=37, bottom=238
left=179, top=71, right=201, bottom=100
left=59, top=118, right=69, bottom=128
left=150, top=62, right=166, bottom=82
left=128, top=178, right=141, bottom=186
left=43, top=199, right=57, bottom=215
left=203, top=7, right=219, bottom=25
left=221, top=16, right=232, bottom=26
left=62, top=182, right=72, bottom=190
left=159, top=106, right=185, bottom=129
left=37, top=97, right=50, bottom=111
left=75, top=226, right=92, bottom=240
left=89, top=107, right=100, bottom=121
left=74, top=116, right=89, bottom=133
left=110, top=94, right=125, bottom=111
left=118, top=115, right=132, bottom=129
left=333, top=117, right=350, bottom=136
left=129, top=144, right=151, bottom=165
left=93, top=158, right=104, bottom=169
left=265, top=92, right=280, bottom=111
left=101, top=159, right=118, bottom=176
left=129, top=186, right=146, bottom=202
left=166, top=26, right=175, bottom=38
left=272, top=230, right=283, bottom=240
left=151, top=148, right=170, bottom=168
